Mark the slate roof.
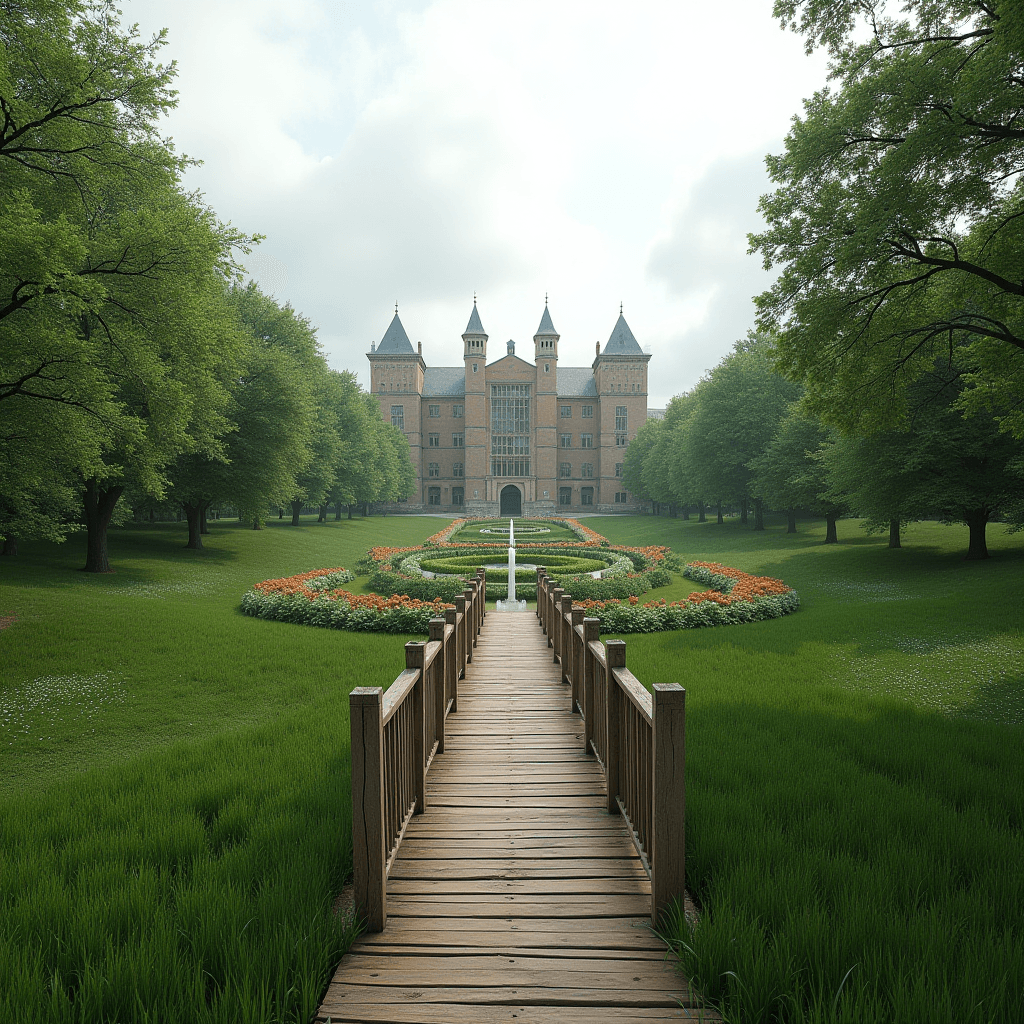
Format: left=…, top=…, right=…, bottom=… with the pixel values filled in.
left=647, top=408, right=666, bottom=420
left=602, top=313, right=643, bottom=355
left=376, top=312, right=415, bottom=355
left=465, top=303, right=485, bottom=335
left=423, top=367, right=466, bottom=397
left=556, top=368, right=598, bottom=397
left=535, top=305, right=559, bottom=337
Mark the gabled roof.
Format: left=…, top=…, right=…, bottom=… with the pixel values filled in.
left=464, top=303, right=486, bottom=335
left=556, top=368, right=598, bottom=397
left=535, top=304, right=558, bottom=337
left=422, top=367, right=466, bottom=397
left=602, top=312, right=643, bottom=355
left=376, top=312, right=415, bottom=355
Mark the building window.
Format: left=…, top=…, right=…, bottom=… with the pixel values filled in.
left=452, top=432, right=464, bottom=447
left=580, top=433, right=593, bottom=448
left=561, top=405, right=572, bottom=418
left=615, top=406, right=628, bottom=431
left=560, top=433, right=571, bottom=448
left=581, top=487, right=594, bottom=506
left=391, top=405, right=404, bottom=430
left=453, top=462, right=463, bottom=478
left=582, top=405, right=593, bottom=418
left=428, top=405, right=440, bottom=417
left=559, top=487, right=572, bottom=506
left=473, top=363, right=478, bottom=373
left=616, top=433, right=628, bottom=446
left=379, top=381, right=385, bottom=392
left=491, top=433, right=530, bottom=477
left=428, top=462, right=439, bottom=478
left=615, top=491, right=628, bottom=503
left=452, top=486, right=464, bottom=506
left=615, top=463, right=623, bottom=477
left=545, top=363, right=550, bottom=373
left=428, top=433, right=440, bottom=447
left=581, top=462, right=593, bottom=479
left=428, top=487, right=441, bottom=506
left=452, top=404, right=463, bottom=418
left=559, top=462, right=571, bottom=478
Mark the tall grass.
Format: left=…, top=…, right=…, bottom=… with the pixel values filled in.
left=595, top=514, right=1024, bottom=1024
left=0, top=515, right=450, bottom=1022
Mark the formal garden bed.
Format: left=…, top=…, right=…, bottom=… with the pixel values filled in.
left=239, top=522, right=799, bottom=633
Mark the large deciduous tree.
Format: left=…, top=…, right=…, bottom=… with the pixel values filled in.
left=753, top=0, right=1024, bottom=436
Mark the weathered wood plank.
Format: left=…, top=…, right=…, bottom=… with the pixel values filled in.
left=315, top=1004, right=718, bottom=1022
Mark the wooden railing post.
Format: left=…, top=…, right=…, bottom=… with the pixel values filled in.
left=478, top=569, right=486, bottom=620
left=444, top=606, right=458, bottom=712
left=605, top=639, right=625, bottom=815
left=559, top=595, right=574, bottom=685
left=405, top=642, right=427, bottom=814
left=583, top=617, right=600, bottom=753
left=570, top=605, right=584, bottom=711
left=429, top=617, right=446, bottom=754
left=536, top=568, right=545, bottom=621
left=550, top=587, right=564, bottom=663
left=463, top=587, right=475, bottom=659
left=349, top=686, right=386, bottom=931
left=652, top=683, right=686, bottom=925
left=454, top=595, right=467, bottom=677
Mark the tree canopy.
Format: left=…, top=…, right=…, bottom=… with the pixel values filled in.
left=752, top=0, right=1024, bottom=437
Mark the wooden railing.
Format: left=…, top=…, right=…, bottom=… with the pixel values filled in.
left=536, top=567, right=685, bottom=925
left=350, top=570, right=485, bottom=930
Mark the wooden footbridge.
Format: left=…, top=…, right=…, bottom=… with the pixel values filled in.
left=317, top=571, right=719, bottom=1023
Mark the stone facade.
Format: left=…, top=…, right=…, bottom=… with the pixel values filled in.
left=368, top=303, right=651, bottom=515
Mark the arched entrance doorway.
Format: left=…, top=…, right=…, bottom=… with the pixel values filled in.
left=499, top=485, right=522, bottom=517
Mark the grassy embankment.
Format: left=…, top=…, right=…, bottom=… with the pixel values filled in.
left=594, top=513, right=1024, bottom=1024
left=1, top=512, right=1022, bottom=1022
left=0, top=515, right=450, bottom=1024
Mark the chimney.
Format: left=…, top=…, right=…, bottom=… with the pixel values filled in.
left=417, top=341, right=422, bottom=355
left=595, top=341, right=600, bottom=357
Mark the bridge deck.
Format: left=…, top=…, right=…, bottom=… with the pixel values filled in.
left=316, top=610, right=717, bottom=1023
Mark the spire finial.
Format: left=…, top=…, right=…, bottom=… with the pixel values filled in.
left=395, top=300, right=399, bottom=314
left=620, top=301, right=623, bottom=315
left=545, top=292, right=548, bottom=306
left=473, top=291, right=477, bottom=304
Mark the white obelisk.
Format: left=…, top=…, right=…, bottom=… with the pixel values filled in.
left=497, top=517, right=527, bottom=611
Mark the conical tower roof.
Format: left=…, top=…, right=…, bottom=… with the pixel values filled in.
left=602, top=312, right=642, bottom=354
left=535, top=304, right=558, bottom=337
left=376, top=312, right=415, bottom=355
left=464, top=302, right=486, bottom=335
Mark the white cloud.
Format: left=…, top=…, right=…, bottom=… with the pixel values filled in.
left=120, top=0, right=829, bottom=404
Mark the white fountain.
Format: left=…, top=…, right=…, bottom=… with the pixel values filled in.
left=495, top=518, right=527, bottom=612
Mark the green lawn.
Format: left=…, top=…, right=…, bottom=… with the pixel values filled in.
left=594, top=513, right=1024, bottom=1024
left=1, top=512, right=1021, bottom=1023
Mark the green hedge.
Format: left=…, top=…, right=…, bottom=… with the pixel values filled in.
left=421, top=553, right=607, bottom=576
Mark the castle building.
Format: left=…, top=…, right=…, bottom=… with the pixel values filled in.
left=367, top=302, right=651, bottom=516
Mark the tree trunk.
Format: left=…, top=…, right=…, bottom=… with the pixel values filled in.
left=318, top=503, right=327, bottom=522
left=362, top=502, right=369, bottom=517
left=740, top=498, right=748, bottom=525
left=252, top=517, right=262, bottom=530
left=278, top=507, right=284, bottom=519
left=182, top=502, right=203, bottom=550
left=669, top=503, right=677, bottom=518
left=82, top=479, right=123, bottom=572
left=335, top=503, right=342, bottom=520
left=149, top=508, right=155, bottom=522
left=787, top=508, right=797, bottom=534
left=698, top=502, right=706, bottom=523
left=753, top=497, right=765, bottom=531
left=716, top=501, right=724, bottom=525
left=199, top=502, right=210, bottom=535
left=348, top=504, right=354, bottom=519
left=964, top=510, right=990, bottom=560
left=825, top=515, right=838, bottom=544
left=1, top=535, right=17, bottom=556
left=888, top=518, right=901, bottom=549
left=682, top=505, right=690, bottom=520
left=290, top=500, right=302, bottom=526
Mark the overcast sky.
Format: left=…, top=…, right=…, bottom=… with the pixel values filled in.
left=121, top=0, right=829, bottom=408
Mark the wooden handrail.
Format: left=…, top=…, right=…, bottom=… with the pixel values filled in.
left=535, top=566, right=686, bottom=925
left=350, top=578, right=483, bottom=931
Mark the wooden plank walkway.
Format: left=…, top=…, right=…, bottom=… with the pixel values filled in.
left=317, top=610, right=718, bottom=1023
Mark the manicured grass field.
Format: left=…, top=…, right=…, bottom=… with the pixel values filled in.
left=594, top=514, right=1024, bottom=1024
left=450, top=517, right=581, bottom=543
left=1, top=512, right=1021, bottom=1023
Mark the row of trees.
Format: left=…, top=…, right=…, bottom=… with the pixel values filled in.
left=0, top=2, right=413, bottom=570
left=625, top=2, right=1024, bottom=561
left=623, top=337, right=1024, bottom=559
